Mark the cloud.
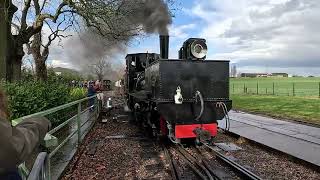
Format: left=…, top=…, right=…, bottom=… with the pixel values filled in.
left=191, top=0, right=320, bottom=75
left=169, top=23, right=196, bottom=39
left=48, top=59, right=75, bottom=69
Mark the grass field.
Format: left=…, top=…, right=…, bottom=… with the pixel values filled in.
left=230, top=77, right=320, bottom=124
left=230, top=77, right=320, bottom=97
left=231, top=94, right=320, bottom=125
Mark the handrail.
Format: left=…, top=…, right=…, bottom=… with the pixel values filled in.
left=12, top=95, right=97, bottom=126
left=12, top=94, right=103, bottom=180
left=27, top=152, right=48, bottom=180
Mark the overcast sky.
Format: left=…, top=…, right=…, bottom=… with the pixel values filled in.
left=48, top=0, right=320, bottom=76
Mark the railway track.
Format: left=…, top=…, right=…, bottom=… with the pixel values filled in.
left=164, top=143, right=262, bottom=180
left=202, top=143, right=262, bottom=180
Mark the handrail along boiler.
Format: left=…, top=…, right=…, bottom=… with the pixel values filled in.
left=125, top=35, right=232, bottom=143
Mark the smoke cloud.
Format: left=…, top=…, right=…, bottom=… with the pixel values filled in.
left=129, top=0, right=172, bottom=35
left=65, top=0, right=172, bottom=70
left=65, top=31, right=127, bottom=70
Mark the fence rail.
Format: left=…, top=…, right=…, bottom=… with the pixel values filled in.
left=27, top=152, right=48, bottom=180
left=13, top=94, right=102, bottom=180
left=230, top=82, right=320, bottom=98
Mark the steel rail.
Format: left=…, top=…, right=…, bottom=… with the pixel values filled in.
left=203, top=143, right=262, bottom=180
left=194, top=147, right=224, bottom=180
left=201, top=158, right=223, bottom=180
left=163, top=145, right=179, bottom=180
left=176, top=145, right=213, bottom=180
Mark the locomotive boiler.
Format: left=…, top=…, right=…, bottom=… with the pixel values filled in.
left=125, top=35, right=232, bottom=143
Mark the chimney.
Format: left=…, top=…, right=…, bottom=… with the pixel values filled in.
left=159, top=35, right=169, bottom=59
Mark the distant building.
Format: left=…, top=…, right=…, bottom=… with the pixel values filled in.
left=240, top=73, right=268, bottom=77
left=55, top=72, right=62, bottom=76
left=271, top=73, right=288, bottom=77
left=240, top=72, right=289, bottom=78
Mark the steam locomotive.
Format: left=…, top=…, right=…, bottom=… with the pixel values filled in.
left=125, top=35, right=232, bottom=143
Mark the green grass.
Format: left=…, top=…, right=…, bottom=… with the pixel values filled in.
left=231, top=94, right=320, bottom=125
left=230, top=77, right=320, bottom=97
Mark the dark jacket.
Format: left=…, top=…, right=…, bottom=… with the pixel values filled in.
left=87, top=85, right=97, bottom=97
left=0, top=117, right=50, bottom=173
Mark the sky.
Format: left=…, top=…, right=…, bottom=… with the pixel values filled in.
left=48, top=0, right=320, bottom=76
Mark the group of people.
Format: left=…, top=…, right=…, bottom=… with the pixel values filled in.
left=70, top=80, right=103, bottom=89
left=0, top=88, right=51, bottom=180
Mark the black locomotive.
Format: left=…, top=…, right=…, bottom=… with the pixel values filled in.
left=125, top=35, right=232, bottom=143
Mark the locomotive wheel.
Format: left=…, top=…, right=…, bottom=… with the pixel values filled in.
left=133, top=108, right=142, bottom=125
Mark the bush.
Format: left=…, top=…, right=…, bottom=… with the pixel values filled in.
left=1, top=80, right=89, bottom=126
left=3, top=82, right=70, bottom=120
left=70, top=88, right=87, bottom=101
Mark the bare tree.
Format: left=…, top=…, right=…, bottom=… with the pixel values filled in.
left=91, top=59, right=111, bottom=81
left=28, top=4, right=72, bottom=81
left=2, top=0, right=174, bottom=82
left=5, top=0, right=72, bottom=81
left=0, top=0, right=16, bottom=80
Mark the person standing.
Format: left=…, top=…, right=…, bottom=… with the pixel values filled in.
left=0, top=88, right=51, bottom=180
left=87, top=82, right=97, bottom=111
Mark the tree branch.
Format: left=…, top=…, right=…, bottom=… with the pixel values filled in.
left=40, top=0, right=48, bottom=12
left=21, top=0, right=32, bottom=31
left=41, top=15, right=72, bottom=57
left=36, top=1, right=68, bottom=25
left=11, top=22, right=20, bottom=31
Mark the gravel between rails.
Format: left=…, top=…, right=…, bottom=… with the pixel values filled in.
left=188, top=146, right=241, bottom=180
left=214, top=131, right=320, bottom=180
left=168, top=147, right=200, bottom=180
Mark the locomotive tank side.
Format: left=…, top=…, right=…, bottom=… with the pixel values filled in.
left=145, top=59, right=232, bottom=140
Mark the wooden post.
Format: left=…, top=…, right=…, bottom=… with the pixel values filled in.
left=293, top=82, right=295, bottom=96
left=273, top=82, right=275, bottom=95
left=318, top=82, right=320, bottom=98
left=243, top=83, right=246, bottom=94
left=256, top=82, right=259, bottom=95
left=233, top=83, right=235, bottom=94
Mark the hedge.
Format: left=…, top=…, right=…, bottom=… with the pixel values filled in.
left=1, top=82, right=87, bottom=126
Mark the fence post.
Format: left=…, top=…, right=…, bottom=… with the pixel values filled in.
left=273, top=82, right=275, bottom=95
left=46, top=158, right=51, bottom=180
left=94, top=97, right=98, bottom=120
left=293, top=82, right=295, bottom=96
left=266, top=88, right=267, bottom=94
left=77, top=102, right=81, bottom=144
left=318, top=82, right=320, bottom=98
left=243, top=83, right=246, bottom=94
left=256, top=82, right=259, bottom=95
left=233, top=83, right=235, bottom=93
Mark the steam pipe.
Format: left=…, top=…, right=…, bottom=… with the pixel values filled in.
left=159, top=35, right=169, bottom=59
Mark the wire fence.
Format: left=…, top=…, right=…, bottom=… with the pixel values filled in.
left=230, top=81, right=320, bottom=98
